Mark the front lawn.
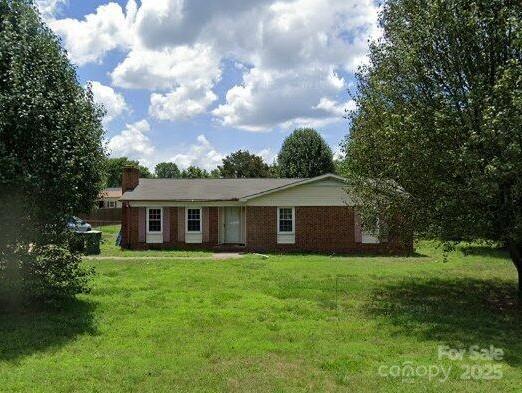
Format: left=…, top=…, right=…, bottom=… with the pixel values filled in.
left=0, top=243, right=520, bottom=392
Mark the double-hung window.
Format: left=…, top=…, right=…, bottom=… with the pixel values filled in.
left=278, top=207, right=294, bottom=233
left=147, top=208, right=162, bottom=233
left=186, top=208, right=201, bottom=233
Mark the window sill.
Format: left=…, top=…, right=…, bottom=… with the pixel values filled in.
left=146, top=232, right=163, bottom=244
left=185, top=232, right=203, bottom=244
left=277, top=233, right=295, bottom=244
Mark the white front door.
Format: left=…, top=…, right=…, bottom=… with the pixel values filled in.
left=224, top=207, right=241, bottom=243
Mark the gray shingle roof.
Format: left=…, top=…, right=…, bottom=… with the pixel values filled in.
left=120, top=178, right=306, bottom=201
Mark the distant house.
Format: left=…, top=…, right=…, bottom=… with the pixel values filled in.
left=119, top=167, right=412, bottom=254
left=98, top=188, right=123, bottom=209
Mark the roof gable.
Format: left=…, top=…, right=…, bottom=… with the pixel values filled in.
left=239, top=174, right=347, bottom=201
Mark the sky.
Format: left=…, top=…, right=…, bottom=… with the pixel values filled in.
left=36, top=0, right=381, bottom=171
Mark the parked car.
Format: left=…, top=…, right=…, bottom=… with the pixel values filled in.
left=67, top=216, right=92, bottom=232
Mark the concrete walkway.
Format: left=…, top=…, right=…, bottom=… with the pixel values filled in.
left=85, top=253, right=244, bottom=261
left=212, top=252, right=244, bottom=260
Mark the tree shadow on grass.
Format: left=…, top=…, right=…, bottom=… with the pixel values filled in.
left=0, top=299, right=98, bottom=362
left=366, top=278, right=522, bottom=366
left=458, top=244, right=509, bottom=259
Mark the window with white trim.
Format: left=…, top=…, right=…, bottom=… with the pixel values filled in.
left=186, top=208, right=201, bottom=232
left=362, top=217, right=381, bottom=244
left=278, top=207, right=294, bottom=233
left=147, top=208, right=162, bottom=232
left=108, top=201, right=116, bottom=208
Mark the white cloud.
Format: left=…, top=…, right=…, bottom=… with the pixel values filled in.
left=133, top=0, right=268, bottom=50
left=149, top=86, right=217, bottom=120
left=333, top=145, right=344, bottom=160
left=90, top=81, right=128, bottom=124
left=111, top=43, right=221, bottom=121
left=212, top=67, right=346, bottom=131
left=111, top=44, right=220, bottom=90
left=257, top=148, right=277, bottom=165
left=164, top=136, right=278, bottom=171
left=130, top=0, right=379, bottom=71
left=36, top=0, right=67, bottom=19
left=48, top=0, right=379, bottom=129
left=314, top=97, right=356, bottom=117
left=169, top=135, right=223, bottom=170
left=278, top=116, right=341, bottom=131
left=165, top=135, right=276, bottom=171
left=107, top=130, right=279, bottom=172
left=208, top=0, right=377, bottom=130
left=107, top=119, right=154, bottom=159
left=49, top=1, right=137, bottom=65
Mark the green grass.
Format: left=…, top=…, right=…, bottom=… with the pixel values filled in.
left=95, top=225, right=211, bottom=257
left=1, top=242, right=521, bottom=392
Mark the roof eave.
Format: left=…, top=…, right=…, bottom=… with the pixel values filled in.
left=119, top=198, right=239, bottom=203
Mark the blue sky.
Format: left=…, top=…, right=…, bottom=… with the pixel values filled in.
left=37, top=0, right=380, bottom=171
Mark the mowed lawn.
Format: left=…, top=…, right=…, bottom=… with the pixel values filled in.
left=0, top=233, right=521, bottom=392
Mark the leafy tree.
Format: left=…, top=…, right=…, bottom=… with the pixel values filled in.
left=0, top=0, right=104, bottom=303
left=209, top=168, right=221, bottom=178
left=181, top=166, right=210, bottom=178
left=155, top=162, right=181, bottom=178
left=139, top=165, right=153, bottom=179
left=218, top=150, right=270, bottom=178
left=342, top=0, right=522, bottom=295
left=268, top=162, right=279, bottom=178
left=277, top=128, right=335, bottom=178
left=333, top=159, right=345, bottom=175
left=105, top=157, right=152, bottom=187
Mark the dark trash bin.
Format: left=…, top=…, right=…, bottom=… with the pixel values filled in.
left=84, top=230, right=102, bottom=255
left=70, top=230, right=101, bottom=255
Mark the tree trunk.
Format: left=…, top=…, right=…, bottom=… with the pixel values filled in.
left=508, top=242, right=522, bottom=299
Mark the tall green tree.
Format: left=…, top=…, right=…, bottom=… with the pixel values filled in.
left=268, top=162, right=279, bottom=178
left=209, top=168, right=221, bottom=178
left=343, top=0, right=522, bottom=294
left=0, top=0, right=105, bottom=302
left=105, top=157, right=152, bottom=187
left=278, top=128, right=335, bottom=178
left=155, top=162, right=181, bottom=178
left=181, top=166, right=210, bottom=178
left=218, top=150, right=270, bottom=178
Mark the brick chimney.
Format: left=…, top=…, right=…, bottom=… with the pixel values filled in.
left=122, top=166, right=140, bottom=192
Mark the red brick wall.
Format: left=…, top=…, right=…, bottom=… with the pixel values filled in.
left=123, top=206, right=220, bottom=250
left=246, top=206, right=357, bottom=253
left=122, top=166, right=139, bottom=192
left=122, top=205, right=411, bottom=254
left=296, top=206, right=356, bottom=252
left=125, top=206, right=140, bottom=248
left=168, top=207, right=178, bottom=244
left=246, top=206, right=411, bottom=254
left=245, top=206, right=278, bottom=250
left=207, top=207, right=219, bottom=244
left=120, top=203, right=130, bottom=247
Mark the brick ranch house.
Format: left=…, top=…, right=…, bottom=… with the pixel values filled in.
left=120, top=167, right=412, bottom=254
